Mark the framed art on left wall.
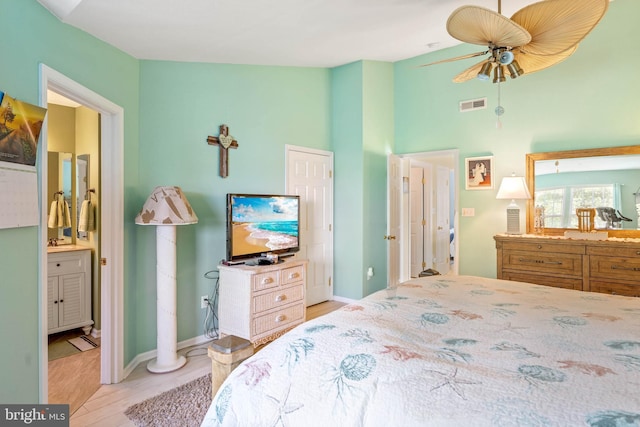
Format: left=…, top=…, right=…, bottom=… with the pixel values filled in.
left=465, top=156, right=493, bottom=190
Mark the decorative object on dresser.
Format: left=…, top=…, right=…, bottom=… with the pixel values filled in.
left=217, top=259, right=307, bottom=347
left=576, top=208, right=596, bottom=232
left=495, top=234, right=640, bottom=297
left=525, top=145, right=640, bottom=238
left=496, top=173, right=531, bottom=234
left=47, top=247, right=94, bottom=335
left=135, top=186, right=198, bottom=373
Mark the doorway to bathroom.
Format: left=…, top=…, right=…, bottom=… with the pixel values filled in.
left=39, top=64, right=125, bottom=403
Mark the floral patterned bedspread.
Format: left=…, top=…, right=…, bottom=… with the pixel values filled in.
left=202, top=275, right=640, bottom=426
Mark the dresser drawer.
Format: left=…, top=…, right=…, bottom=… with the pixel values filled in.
left=590, top=256, right=640, bottom=282
left=502, top=241, right=585, bottom=255
left=503, top=250, right=583, bottom=276
left=253, top=284, right=304, bottom=314
left=48, top=255, right=86, bottom=275
left=253, top=304, right=305, bottom=336
left=588, top=246, right=640, bottom=258
left=590, top=280, right=640, bottom=297
left=281, top=265, right=304, bottom=285
left=502, top=272, right=582, bottom=290
left=252, top=271, right=279, bottom=291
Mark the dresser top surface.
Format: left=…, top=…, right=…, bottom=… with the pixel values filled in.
left=218, top=258, right=307, bottom=273
left=495, top=234, right=640, bottom=247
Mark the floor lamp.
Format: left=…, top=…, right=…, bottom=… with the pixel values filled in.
left=135, top=186, right=198, bottom=373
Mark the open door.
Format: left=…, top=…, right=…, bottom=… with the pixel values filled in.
left=387, top=149, right=459, bottom=285
left=387, top=154, right=402, bottom=287
left=434, top=165, right=451, bottom=274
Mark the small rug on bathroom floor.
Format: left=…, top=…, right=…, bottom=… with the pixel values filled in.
left=68, top=335, right=99, bottom=352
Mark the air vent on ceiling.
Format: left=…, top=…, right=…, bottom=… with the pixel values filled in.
left=459, top=97, right=487, bottom=113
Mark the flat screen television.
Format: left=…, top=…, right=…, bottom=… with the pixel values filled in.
left=226, top=193, right=300, bottom=262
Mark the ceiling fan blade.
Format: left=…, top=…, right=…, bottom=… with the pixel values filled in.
left=418, top=51, right=488, bottom=68
left=511, top=0, right=608, bottom=56
left=447, top=6, right=531, bottom=47
left=452, top=59, right=488, bottom=83
left=512, top=46, right=578, bottom=76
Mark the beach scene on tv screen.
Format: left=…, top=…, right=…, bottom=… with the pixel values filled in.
left=231, top=196, right=299, bottom=256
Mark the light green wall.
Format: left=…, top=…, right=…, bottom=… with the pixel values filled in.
left=135, top=61, right=331, bottom=354
left=393, top=0, right=640, bottom=277
left=362, top=61, right=393, bottom=295
left=331, top=60, right=393, bottom=298
left=0, top=0, right=139, bottom=402
left=332, top=62, right=365, bottom=299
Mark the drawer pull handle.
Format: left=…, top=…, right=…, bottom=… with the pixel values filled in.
left=537, top=245, right=542, bottom=249
left=261, top=277, right=274, bottom=285
left=275, top=294, right=286, bottom=302
left=518, top=258, right=562, bottom=265
left=275, top=314, right=286, bottom=322
left=56, top=263, right=61, bottom=267
left=288, top=272, right=299, bottom=279
left=611, top=265, right=640, bottom=272
left=636, top=251, right=640, bottom=256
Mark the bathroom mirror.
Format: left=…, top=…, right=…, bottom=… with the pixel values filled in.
left=526, top=145, right=640, bottom=238
left=47, top=151, right=73, bottom=244
left=77, top=154, right=90, bottom=241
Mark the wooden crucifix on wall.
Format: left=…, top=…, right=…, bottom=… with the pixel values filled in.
left=207, top=124, right=238, bottom=178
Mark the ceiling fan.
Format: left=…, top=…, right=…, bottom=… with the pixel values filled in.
left=422, top=0, right=609, bottom=84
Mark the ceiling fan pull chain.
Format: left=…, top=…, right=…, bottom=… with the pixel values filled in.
left=495, top=81, right=504, bottom=129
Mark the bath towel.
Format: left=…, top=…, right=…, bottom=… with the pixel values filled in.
left=47, top=193, right=71, bottom=229
left=78, top=199, right=95, bottom=232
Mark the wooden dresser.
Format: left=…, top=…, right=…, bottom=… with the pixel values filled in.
left=494, top=234, right=640, bottom=297
left=218, top=259, right=307, bottom=347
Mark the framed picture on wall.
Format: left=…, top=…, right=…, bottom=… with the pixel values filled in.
left=465, top=156, right=494, bottom=190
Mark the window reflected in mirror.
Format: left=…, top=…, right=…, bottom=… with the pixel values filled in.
left=526, top=146, right=640, bottom=238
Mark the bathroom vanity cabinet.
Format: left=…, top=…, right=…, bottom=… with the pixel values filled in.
left=47, top=247, right=94, bottom=334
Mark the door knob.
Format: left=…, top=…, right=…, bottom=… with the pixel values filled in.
left=384, top=235, right=396, bottom=240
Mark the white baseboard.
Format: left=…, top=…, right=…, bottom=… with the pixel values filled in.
left=123, top=334, right=216, bottom=379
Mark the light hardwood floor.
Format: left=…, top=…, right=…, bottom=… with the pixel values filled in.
left=70, top=299, right=346, bottom=426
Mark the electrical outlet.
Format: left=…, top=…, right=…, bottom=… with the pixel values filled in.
left=200, top=295, right=208, bottom=309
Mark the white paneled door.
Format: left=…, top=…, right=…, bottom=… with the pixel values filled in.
left=434, top=165, right=451, bottom=274
left=286, top=146, right=334, bottom=306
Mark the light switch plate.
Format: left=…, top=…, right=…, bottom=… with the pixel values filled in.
left=462, top=208, right=475, bottom=217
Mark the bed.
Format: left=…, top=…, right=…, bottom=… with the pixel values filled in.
left=202, top=275, right=640, bottom=426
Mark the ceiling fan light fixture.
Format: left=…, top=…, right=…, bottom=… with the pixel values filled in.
left=493, top=65, right=506, bottom=83
left=477, top=62, right=493, bottom=81
left=498, top=50, right=514, bottom=65
left=507, top=60, right=524, bottom=78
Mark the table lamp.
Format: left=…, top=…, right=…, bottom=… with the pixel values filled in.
left=135, top=186, right=198, bottom=373
left=496, top=174, right=531, bottom=234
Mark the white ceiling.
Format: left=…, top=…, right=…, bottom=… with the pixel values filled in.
left=36, top=0, right=540, bottom=68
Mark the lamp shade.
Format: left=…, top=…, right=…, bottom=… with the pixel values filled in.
left=135, top=186, right=198, bottom=225
left=496, top=176, right=531, bottom=200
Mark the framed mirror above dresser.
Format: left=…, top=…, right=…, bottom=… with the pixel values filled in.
left=496, top=145, right=640, bottom=298
left=525, top=145, right=640, bottom=238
